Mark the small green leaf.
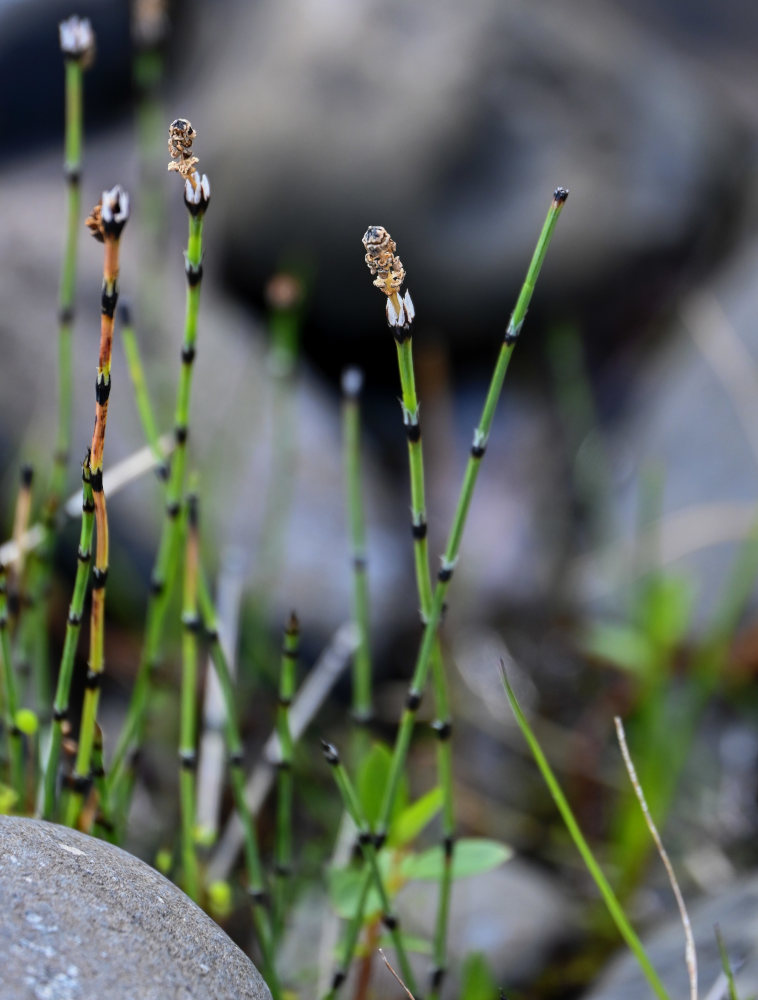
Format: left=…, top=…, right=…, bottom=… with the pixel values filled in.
left=582, top=621, right=653, bottom=674
left=461, top=952, right=497, bottom=1000
left=401, top=838, right=512, bottom=881
left=356, top=742, right=408, bottom=828
left=389, top=786, right=443, bottom=848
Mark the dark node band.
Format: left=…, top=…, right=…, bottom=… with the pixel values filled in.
left=77, top=546, right=91, bottom=563
left=281, top=646, right=298, bottom=660
left=438, top=566, right=453, bottom=583
left=430, top=967, right=446, bottom=989
left=182, top=612, right=202, bottom=633
left=20, top=464, right=34, bottom=488
left=6, top=593, right=20, bottom=618
left=248, top=887, right=269, bottom=906
left=229, top=750, right=244, bottom=768
left=63, top=166, right=81, bottom=185
left=187, top=494, right=199, bottom=527
left=92, top=763, right=105, bottom=778
left=64, top=773, right=93, bottom=794
left=205, top=626, right=219, bottom=644
left=393, top=326, right=411, bottom=345
left=119, top=301, right=132, bottom=326
left=174, top=425, right=188, bottom=445
left=406, top=422, right=421, bottom=443
left=179, top=750, right=197, bottom=770
left=358, top=830, right=372, bottom=846
left=185, top=262, right=203, bottom=286
left=9, top=724, right=21, bottom=737
left=470, top=443, right=486, bottom=459
left=85, top=670, right=101, bottom=690
left=166, top=500, right=181, bottom=519
left=149, top=575, right=164, bottom=596
left=95, top=376, right=111, bottom=405
left=92, top=567, right=108, bottom=589
left=0, top=615, right=9, bottom=631
left=373, top=830, right=387, bottom=850
left=554, top=186, right=569, bottom=203
left=411, top=520, right=427, bottom=540
left=321, top=740, right=340, bottom=766
left=331, top=971, right=346, bottom=990
left=277, top=694, right=293, bottom=708
left=274, top=863, right=292, bottom=877
left=432, top=719, right=452, bottom=741
left=95, top=814, right=115, bottom=833
left=102, top=217, right=127, bottom=240
left=59, top=305, right=75, bottom=325
left=156, top=462, right=170, bottom=481
left=82, top=497, right=95, bottom=513
left=181, top=345, right=196, bottom=364
left=90, top=470, right=104, bottom=493
left=101, top=286, right=119, bottom=318
left=275, top=759, right=292, bottom=773
left=352, top=554, right=367, bottom=571
left=444, top=834, right=456, bottom=858
left=53, top=707, right=68, bottom=722
left=504, top=319, right=523, bottom=346
left=67, top=610, right=82, bottom=627
left=405, top=689, right=422, bottom=711
left=381, top=913, right=399, bottom=931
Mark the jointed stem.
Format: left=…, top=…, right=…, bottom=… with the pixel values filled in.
left=0, top=563, right=23, bottom=798
left=179, top=495, right=201, bottom=901
left=273, top=613, right=298, bottom=942
left=42, top=457, right=95, bottom=820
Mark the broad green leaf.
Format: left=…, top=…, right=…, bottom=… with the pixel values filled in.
left=582, top=621, right=653, bottom=674
left=461, top=952, right=497, bottom=1000
left=378, top=932, right=433, bottom=955
left=389, top=786, right=443, bottom=848
left=356, top=741, right=408, bottom=828
left=401, top=838, right=512, bottom=882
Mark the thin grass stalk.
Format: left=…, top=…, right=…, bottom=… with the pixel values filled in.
left=321, top=740, right=419, bottom=999
left=501, top=668, right=670, bottom=1000
left=330, top=190, right=568, bottom=988
left=120, top=301, right=165, bottom=468
left=196, top=569, right=279, bottom=994
left=65, top=186, right=129, bottom=829
left=179, top=494, right=201, bottom=900
left=50, top=18, right=94, bottom=509
left=341, top=368, right=372, bottom=726
left=715, top=926, right=739, bottom=1000
left=273, top=612, right=298, bottom=942
left=106, top=141, right=209, bottom=805
left=41, top=456, right=95, bottom=819
left=0, top=562, right=23, bottom=797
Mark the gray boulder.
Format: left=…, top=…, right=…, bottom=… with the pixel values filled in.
left=0, top=816, right=271, bottom=1000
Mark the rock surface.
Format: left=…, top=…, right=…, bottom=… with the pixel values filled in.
left=584, top=873, right=758, bottom=1000
left=0, top=816, right=271, bottom=1000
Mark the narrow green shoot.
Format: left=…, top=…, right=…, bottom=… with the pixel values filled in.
left=321, top=739, right=419, bottom=999
left=341, top=368, right=372, bottom=727
left=715, top=925, right=740, bottom=1000
left=120, top=301, right=164, bottom=469
left=179, top=494, right=201, bottom=901
left=273, top=613, right=298, bottom=942
left=0, top=562, right=23, bottom=798
left=42, top=455, right=95, bottom=820
left=501, top=667, right=670, bottom=1000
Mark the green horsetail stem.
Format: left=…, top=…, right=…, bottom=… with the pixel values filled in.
left=502, top=669, right=670, bottom=1000
left=197, top=570, right=280, bottom=996
left=50, top=17, right=94, bottom=509
left=327, top=189, right=568, bottom=992
left=120, top=302, right=165, bottom=468
left=41, top=456, right=95, bottom=819
left=321, top=740, right=420, bottom=1000
left=65, top=185, right=129, bottom=829
left=341, top=368, right=373, bottom=726
left=273, top=613, right=298, bottom=943
left=179, top=494, right=201, bottom=901
left=0, top=562, right=23, bottom=798
left=106, top=165, right=210, bottom=809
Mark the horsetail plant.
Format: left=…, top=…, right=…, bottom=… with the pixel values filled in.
left=321, top=739, right=420, bottom=1000
left=273, top=612, right=298, bottom=943
left=179, top=493, right=201, bottom=901
left=50, top=16, right=94, bottom=510
left=341, top=367, right=373, bottom=729
left=197, top=570, right=280, bottom=995
left=0, top=561, right=23, bottom=799
left=64, top=184, right=130, bottom=829
left=328, top=188, right=568, bottom=990
left=120, top=301, right=165, bottom=469
left=107, top=119, right=210, bottom=809
left=41, top=454, right=95, bottom=820
left=362, top=225, right=455, bottom=996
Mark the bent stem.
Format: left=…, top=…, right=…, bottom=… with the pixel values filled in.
left=501, top=668, right=670, bottom=1000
